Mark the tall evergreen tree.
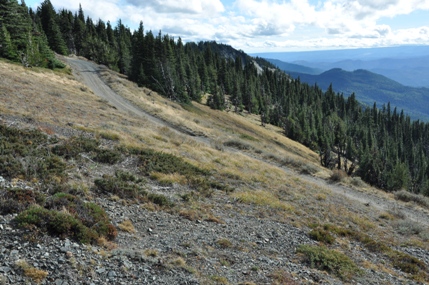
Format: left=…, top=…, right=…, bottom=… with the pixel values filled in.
left=38, top=0, right=67, bottom=55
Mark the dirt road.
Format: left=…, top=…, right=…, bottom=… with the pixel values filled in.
left=65, top=57, right=203, bottom=138
left=65, top=56, right=429, bottom=227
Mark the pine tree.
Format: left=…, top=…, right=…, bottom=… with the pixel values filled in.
left=130, top=21, right=145, bottom=86
left=38, top=0, right=67, bottom=55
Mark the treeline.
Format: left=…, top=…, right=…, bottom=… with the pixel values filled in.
left=0, top=0, right=65, bottom=68
left=2, top=0, right=429, bottom=196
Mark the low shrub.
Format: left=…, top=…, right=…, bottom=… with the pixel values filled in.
left=223, top=140, right=253, bottom=151
left=93, top=148, right=121, bottom=164
left=137, top=149, right=209, bottom=177
left=14, top=206, right=98, bottom=244
left=0, top=188, right=46, bottom=214
left=34, top=155, right=67, bottom=182
left=309, top=228, right=335, bottom=244
left=239, top=133, right=258, bottom=141
left=300, top=164, right=319, bottom=175
left=388, top=250, right=427, bottom=276
left=0, top=155, right=24, bottom=179
left=52, top=136, right=99, bottom=159
left=394, top=220, right=424, bottom=236
left=93, top=173, right=144, bottom=199
left=217, top=238, right=233, bottom=248
left=394, top=190, right=429, bottom=209
left=350, top=176, right=366, bottom=187
left=147, top=193, right=173, bottom=207
left=98, top=131, right=121, bottom=141
left=315, top=224, right=428, bottom=279
left=14, top=192, right=117, bottom=243
left=270, top=270, right=300, bottom=285
left=330, top=169, right=347, bottom=182
left=297, top=245, right=361, bottom=281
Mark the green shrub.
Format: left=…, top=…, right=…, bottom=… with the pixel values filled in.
left=52, top=136, right=99, bottom=159
left=35, top=155, right=67, bottom=182
left=137, top=149, right=209, bottom=177
left=309, top=228, right=335, bottom=244
left=0, top=155, right=24, bottom=179
left=14, top=206, right=98, bottom=244
left=300, top=164, right=319, bottom=175
left=187, top=176, right=213, bottom=196
left=0, top=189, right=46, bottom=214
left=48, top=193, right=116, bottom=238
left=14, top=192, right=116, bottom=243
left=147, top=193, right=173, bottom=207
left=297, top=245, right=361, bottom=281
left=93, top=172, right=145, bottom=199
left=389, top=250, right=427, bottom=276
left=0, top=125, right=49, bottom=157
left=93, top=149, right=121, bottom=164
left=318, top=224, right=427, bottom=278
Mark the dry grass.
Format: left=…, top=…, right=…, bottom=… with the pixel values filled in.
left=149, top=172, right=188, bottom=186
left=2, top=58, right=429, bottom=282
left=217, top=238, right=233, bottom=248
left=118, top=219, right=136, bottom=233
left=15, top=259, right=48, bottom=284
left=232, top=190, right=295, bottom=212
left=144, top=249, right=159, bottom=257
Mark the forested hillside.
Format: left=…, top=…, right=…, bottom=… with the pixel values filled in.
left=282, top=68, right=429, bottom=121
left=2, top=0, right=429, bottom=196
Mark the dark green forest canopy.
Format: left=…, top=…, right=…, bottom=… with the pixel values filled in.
left=2, top=0, right=429, bottom=196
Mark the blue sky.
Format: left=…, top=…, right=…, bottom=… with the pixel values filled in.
left=25, top=0, right=429, bottom=53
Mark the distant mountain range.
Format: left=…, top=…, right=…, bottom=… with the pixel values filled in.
left=253, top=46, right=429, bottom=88
left=282, top=67, right=429, bottom=121
left=253, top=46, right=429, bottom=121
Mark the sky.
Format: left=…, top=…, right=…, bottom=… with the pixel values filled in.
left=25, top=0, right=429, bottom=53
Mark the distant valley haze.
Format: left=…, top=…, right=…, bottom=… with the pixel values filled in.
left=254, top=46, right=429, bottom=121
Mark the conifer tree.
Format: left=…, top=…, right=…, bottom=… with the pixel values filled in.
left=38, top=0, right=67, bottom=55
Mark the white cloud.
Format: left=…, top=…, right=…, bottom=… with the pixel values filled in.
left=42, top=0, right=429, bottom=52
left=125, top=0, right=224, bottom=14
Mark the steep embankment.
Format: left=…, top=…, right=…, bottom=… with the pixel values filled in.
left=1, top=57, right=429, bottom=284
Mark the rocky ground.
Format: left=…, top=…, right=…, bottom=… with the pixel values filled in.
left=1, top=58, right=429, bottom=284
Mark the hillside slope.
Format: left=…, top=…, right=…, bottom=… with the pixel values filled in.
left=1, top=58, right=429, bottom=284
left=286, top=68, right=429, bottom=120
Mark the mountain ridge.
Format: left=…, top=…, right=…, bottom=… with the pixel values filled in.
left=283, top=67, right=429, bottom=121
left=253, top=46, right=429, bottom=88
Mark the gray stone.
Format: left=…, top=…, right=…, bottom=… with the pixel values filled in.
left=0, top=266, right=11, bottom=273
